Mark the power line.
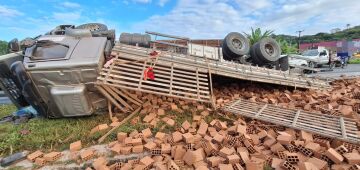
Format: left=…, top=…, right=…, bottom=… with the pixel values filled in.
left=296, top=30, right=305, bottom=52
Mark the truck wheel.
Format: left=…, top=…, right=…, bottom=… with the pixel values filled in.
left=223, top=32, right=250, bottom=57
left=254, top=38, right=281, bottom=63
left=76, top=23, right=108, bottom=32
left=279, top=56, right=289, bottom=71
left=249, top=42, right=264, bottom=65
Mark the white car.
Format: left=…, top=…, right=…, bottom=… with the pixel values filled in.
left=288, top=54, right=308, bottom=67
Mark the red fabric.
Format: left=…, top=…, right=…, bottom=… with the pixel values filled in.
left=144, top=67, right=155, bottom=80
left=149, top=51, right=159, bottom=57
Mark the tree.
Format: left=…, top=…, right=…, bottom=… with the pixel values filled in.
left=277, top=38, right=298, bottom=54
left=0, top=41, right=8, bottom=55
left=244, top=27, right=274, bottom=45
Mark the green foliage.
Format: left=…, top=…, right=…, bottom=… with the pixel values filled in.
left=274, top=26, right=360, bottom=43
left=276, top=38, right=298, bottom=54
left=0, top=104, right=111, bottom=156
left=349, top=58, right=360, bottom=64
left=244, top=27, right=274, bottom=45
left=0, top=40, right=8, bottom=55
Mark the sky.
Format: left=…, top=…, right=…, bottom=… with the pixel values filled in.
left=0, top=0, right=360, bottom=41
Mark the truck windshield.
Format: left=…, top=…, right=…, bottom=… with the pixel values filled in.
left=302, top=50, right=319, bottom=56
left=27, top=40, right=69, bottom=61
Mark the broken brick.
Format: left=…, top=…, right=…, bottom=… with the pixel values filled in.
left=155, top=132, right=166, bottom=141
left=80, top=150, right=95, bottom=161
left=140, top=156, right=154, bottom=167
left=343, top=152, right=360, bottom=165
left=35, top=157, right=46, bottom=166
left=227, top=154, right=240, bottom=164
left=172, top=131, right=183, bottom=143
left=70, top=140, right=82, bottom=152
left=117, top=132, right=127, bottom=143
left=157, top=108, right=165, bottom=116
left=166, top=118, right=176, bottom=127
left=141, top=128, right=152, bottom=138
left=182, top=133, right=195, bottom=144
left=324, top=148, right=344, bottom=164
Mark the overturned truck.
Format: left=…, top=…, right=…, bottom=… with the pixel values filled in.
left=0, top=23, right=329, bottom=118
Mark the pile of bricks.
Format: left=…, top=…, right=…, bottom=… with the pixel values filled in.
left=213, top=77, right=360, bottom=122
left=24, top=78, right=360, bottom=169
left=27, top=150, right=62, bottom=167
left=82, top=116, right=360, bottom=169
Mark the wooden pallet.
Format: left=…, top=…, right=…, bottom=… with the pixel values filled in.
left=113, top=44, right=330, bottom=90
left=223, top=99, right=360, bottom=144
left=97, top=54, right=212, bottom=103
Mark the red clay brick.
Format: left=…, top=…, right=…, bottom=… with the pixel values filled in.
left=44, top=152, right=62, bottom=162
left=132, top=145, right=144, bottom=153
left=141, top=128, right=152, bottom=138
left=70, top=140, right=82, bottom=152
left=27, top=150, right=44, bottom=162
left=325, top=148, right=344, bottom=164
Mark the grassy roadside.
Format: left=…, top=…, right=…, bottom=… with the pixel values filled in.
left=0, top=104, right=110, bottom=157
left=349, top=58, right=360, bottom=64
left=0, top=104, right=223, bottom=157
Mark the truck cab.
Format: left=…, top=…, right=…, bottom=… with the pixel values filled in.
left=301, top=47, right=329, bottom=67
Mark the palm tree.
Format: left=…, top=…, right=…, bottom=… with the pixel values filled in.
left=244, top=27, right=274, bottom=45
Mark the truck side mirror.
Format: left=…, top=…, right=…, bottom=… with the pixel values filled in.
left=8, top=38, right=20, bottom=52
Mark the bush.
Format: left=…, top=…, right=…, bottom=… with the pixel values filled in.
left=349, top=58, right=360, bottom=64
left=0, top=40, right=8, bottom=55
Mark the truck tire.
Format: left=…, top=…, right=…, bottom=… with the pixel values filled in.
left=119, top=33, right=151, bottom=48
left=279, top=56, right=289, bottom=71
left=254, top=38, right=281, bottom=63
left=249, top=42, right=264, bottom=65
left=223, top=32, right=250, bottom=57
left=92, top=29, right=116, bottom=45
left=75, top=23, right=108, bottom=32
left=222, top=41, right=232, bottom=61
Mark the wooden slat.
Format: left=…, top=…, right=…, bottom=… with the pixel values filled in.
left=113, top=44, right=330, bottom=90
left=98, top=54, right=212, bottom=103
left=223, top=99, right=360, bottom=144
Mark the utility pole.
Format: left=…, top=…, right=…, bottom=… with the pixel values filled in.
left=296, top=30, right=304, bottom=53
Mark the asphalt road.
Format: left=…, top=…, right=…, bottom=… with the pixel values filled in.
left=307, top=64, right=360, bottom=79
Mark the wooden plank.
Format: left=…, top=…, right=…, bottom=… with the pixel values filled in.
left=223, top=99, right=360, bottom=144
left=102, top=73, right=210, bottom=94
left=292, top=110, right=301, bottom=127
left=169, top=63, right=174, bottom=95
left=96, top=85, right=127, bottom=112
left=110, top=86, right=142, bottom=106
left=102, top=85, right=134, bottom=110
left=340, top=117, right=348, bottom=139
left=98, top=107, right=141, bottom=143
left=255, top=104, right=267, bottom=117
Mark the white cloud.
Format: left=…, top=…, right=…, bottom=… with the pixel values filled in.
left=53, top=12, right=81, bottom=22
left=132, top=0, right=152, bottom=4
left=131, top=0, right=360, bottom=39
left=61, top=2, right=81, bottom=8
left=0, top=5, right=23, bottom=17
left=158, top=0, right=169, bottom=6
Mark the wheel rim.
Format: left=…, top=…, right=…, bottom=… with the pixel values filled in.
left=83, top=24, right=100, bottom=31
left=232, top=38, right=243, bottom=50
left=265, top=44, right=274, bottom=56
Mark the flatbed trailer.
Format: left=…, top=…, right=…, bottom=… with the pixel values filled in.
left=111, top=44, right=330, bottom=90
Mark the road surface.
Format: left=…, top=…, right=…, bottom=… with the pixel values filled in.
left=307, top=64, right=360, bottom=79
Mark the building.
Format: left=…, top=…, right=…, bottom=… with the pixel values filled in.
left=300, top=39, right=360, bottom=56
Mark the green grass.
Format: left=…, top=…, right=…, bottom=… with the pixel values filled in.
left=0, top=104, right=110, bottom=156
left=349, top=58, right=360, bottom=64
left=0, top=103, right=223, bottom=157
